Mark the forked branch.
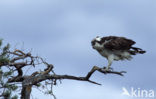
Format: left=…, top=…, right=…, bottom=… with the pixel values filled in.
left=1, top=49, right=126, bottom=99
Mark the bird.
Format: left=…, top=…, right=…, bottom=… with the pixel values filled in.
left=91, top=36, right=146, bottom=71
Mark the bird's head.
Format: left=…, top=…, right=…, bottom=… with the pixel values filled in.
left=91, top=36, right=103, bottom=50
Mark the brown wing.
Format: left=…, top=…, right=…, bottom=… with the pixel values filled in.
left=102, top=36, right=136, bottom=50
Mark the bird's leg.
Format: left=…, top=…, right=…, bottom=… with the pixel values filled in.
left=105, top=61, right=113, bottom=71
left=105, top=55, right=114, bottom=71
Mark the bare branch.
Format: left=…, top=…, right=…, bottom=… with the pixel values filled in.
left=86, top=66, right=126, bottom=79
left=1, top=49, right=127, bottom=99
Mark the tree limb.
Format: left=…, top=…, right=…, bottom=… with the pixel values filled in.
left=2, top=49, right=127, bottom=99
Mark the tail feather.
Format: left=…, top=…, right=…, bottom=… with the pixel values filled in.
left=129, top=47, right=146, bottom=55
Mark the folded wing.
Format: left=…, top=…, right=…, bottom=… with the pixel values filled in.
left=101, top=36, right=136, bottom=50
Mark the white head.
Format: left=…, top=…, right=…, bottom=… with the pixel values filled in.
left=95, top=36, right=102, bottom=41
left=91, top=36, right=103, bottom=50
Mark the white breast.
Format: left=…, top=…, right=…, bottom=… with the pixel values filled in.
left=99, top=49, right=132, bottom=61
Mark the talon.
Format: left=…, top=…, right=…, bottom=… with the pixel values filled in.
left=109, top=67, right=114, bottom=71
left=103, top=67, right=113, bottom=71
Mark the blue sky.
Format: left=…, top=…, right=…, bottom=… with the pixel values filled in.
left=0, top=0, right=156, bottom=99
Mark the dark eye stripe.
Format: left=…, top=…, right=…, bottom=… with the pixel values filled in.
left=97, top=41, right=101, bottom=44
left=91, top=40, right=96, bottom=45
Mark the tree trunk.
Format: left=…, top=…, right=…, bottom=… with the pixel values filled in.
left=21, top=85, right=32, bottom=99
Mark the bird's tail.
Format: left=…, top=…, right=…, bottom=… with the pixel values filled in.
left=129, top=47, right=146, bottom=55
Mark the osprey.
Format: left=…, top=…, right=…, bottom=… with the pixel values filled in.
left=91, top=36, right=146, bottom=71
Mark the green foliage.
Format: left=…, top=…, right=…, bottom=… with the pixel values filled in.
left=0, top=39, right=3, bottom=47
left=3, top=83, right=18, bottom=90
left=0, top=39, right=10, bottom=66
left=0, top=39, right=18, bottom=98
left=0, top=57, right=9, bottom=64
left=10, top=85, right=18, bottom=91
left=11, top=95, right=18, bottom=99
left=47, top=90, right=52, bottom=94
left=3, top=71, right=13, bottom=77
left=2, top=90, right=11, bottom=98
left=0, top=69, right=2, bottom=80
left=2, top=43, right=10, bottom=56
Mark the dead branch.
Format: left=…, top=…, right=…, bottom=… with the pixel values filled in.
left=2, top=49, right=126, bottom=99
